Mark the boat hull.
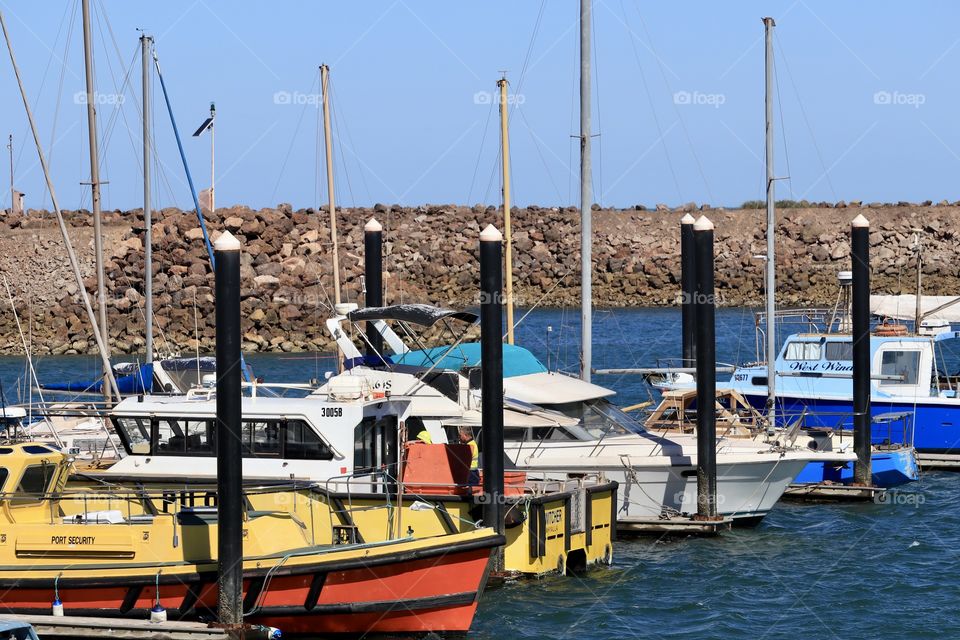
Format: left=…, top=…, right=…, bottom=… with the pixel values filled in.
left=510, top=453, right=809, bottom=523
left=792, top=446, right=919, bottom=487
left=0, top=531, right=500, bottom=635
left=739, top=391, right=954, bottom=452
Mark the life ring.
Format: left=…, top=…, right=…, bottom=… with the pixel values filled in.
left=874, top=323, right=907, bottom=336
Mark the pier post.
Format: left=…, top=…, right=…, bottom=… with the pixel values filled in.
left=214, top=231, right=243, bottom=627
left=479, top=224, right=505, bottom=536
left=680, top=213, right=697, bottom=366
left=851, top=214, right=872, bottom=485
left=364, top=218, right=384, bottom=356
left=694, top=215, right=718, bottom=518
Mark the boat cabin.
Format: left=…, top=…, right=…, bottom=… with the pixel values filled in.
left=101, top=394, right=413, bottom=484
left=732, top=332, right=954, bottom=400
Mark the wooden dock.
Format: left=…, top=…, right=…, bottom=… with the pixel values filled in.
left=617, top=515, right=733, bottom=536
left=917, top=453, right=960, bottom=470
left=782, top=482, right=886, bottom=502
left=2, top=614, right=276, bottom=640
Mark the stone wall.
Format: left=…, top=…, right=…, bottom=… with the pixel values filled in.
left=0, top=202, right=954, bottom=354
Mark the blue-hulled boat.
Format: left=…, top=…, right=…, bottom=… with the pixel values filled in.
left=643, top=387, right=919, bottom=488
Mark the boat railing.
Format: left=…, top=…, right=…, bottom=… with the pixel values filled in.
left=779, top=409, right=915, bottom=448
left=754, top=308, right=837, bottom=362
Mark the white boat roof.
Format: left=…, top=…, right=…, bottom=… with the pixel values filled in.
left=871, top=294, right=960, bottom=322
left=111, top=394, right=407, bottom=417
left=503, top=372, right=615, bottom=405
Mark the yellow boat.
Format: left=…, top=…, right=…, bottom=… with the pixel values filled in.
left=0, top=442, right=503, bottom=635
left=83, top=393, right=619, bottom=577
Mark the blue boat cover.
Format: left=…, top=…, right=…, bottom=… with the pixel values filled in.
left=393, top=342, right=547, bottom=377
left=41, top=363, right=153, bottom=395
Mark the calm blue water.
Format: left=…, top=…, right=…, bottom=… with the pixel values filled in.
left=2, top=307, right=958, bottom=639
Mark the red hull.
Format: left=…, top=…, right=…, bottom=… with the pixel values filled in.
left=0, top=542, right=497, bottom=635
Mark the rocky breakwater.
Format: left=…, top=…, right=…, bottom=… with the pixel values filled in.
left=0, top=202, right=956, bottom=355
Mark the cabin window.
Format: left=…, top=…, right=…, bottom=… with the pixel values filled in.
left=284, top=419, right=335, bottom=460
left=113, top=417, right=150, bottom=451
left=0, top=467, right=9, bottom=493
left=154, top=417, right=183, bottom=453
left=880, top=350, right=921, bottom=386
left=184, top=420, right=214, bottom=454
left=825, top=342, right=853, bottom=361
left=152, top=418, right=214, bottom=455
left=12, top=463, right=55, bottom=504
left=242, top=420, right=281, bottom=456
left=784, top=342, right=822, bottom=361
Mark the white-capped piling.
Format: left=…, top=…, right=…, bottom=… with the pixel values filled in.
left=364, top=218, right=384, bottom=356
left=479, top=224, right=505, bottom=535
left=694, top=215, right=718, bottom=518
left=214, top=230, right=243, bottom=626
left=851, top=214, right=872, bottom=485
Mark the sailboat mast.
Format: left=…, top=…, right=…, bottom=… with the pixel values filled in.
left=81, top=0, right=111, bottom=403
left=914, top=232, right=923, bottom=333
left=209, top=102, right=215, bottom=214
left=0, top=9, right=120, bottom=399
left=320, top=64, right=342, bottom=306
left=498, top=75, right=515, bottom=344
left=141, top=34, right=153, bottom=364
left=763, top=16, right=777, bottom=426
left=579, top=0, right=593, bottom=382
left=7, top=134, right=12, bottom=211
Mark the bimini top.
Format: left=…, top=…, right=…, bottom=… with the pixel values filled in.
left=348, top=304, right=478, bottom=327
left=394, top=342, right=548, bottom=378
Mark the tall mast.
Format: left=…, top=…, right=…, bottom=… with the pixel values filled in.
left=0, top=9, right=120, bottom=399
left=7, top=134, right=12, bottom=213
left=913, top=230, right=922, bottom=333
left=763, top=17, right=776, bottom=427
left=81, top=0, right=111, bottom=403
left=498, top=74, right=514, bottom=344
left=141, top=33, right=153, bottom=364
left=320, top=63, right=341, bottom=306
left=579, top=0, right=592, bottom=382
left=209, top=102, right=215, bottom=214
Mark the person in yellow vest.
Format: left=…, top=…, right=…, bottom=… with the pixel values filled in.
left=459, top=426, right=479, bottom=486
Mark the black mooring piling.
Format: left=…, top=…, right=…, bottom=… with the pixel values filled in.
left=214, top=230, right=243, bottom=627
left=479, top=224, right=505, bottom=536
left=851, top=214, right=872, bottom=486
left=694, top=215, right=718, bottom=518
left=681, top=213, right=697, bottom=366
left=364, top=217, right=384, bottom=356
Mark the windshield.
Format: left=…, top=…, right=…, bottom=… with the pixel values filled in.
left=550, top=398, right=645, bottom=439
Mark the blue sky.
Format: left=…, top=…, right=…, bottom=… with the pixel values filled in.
left=0, top=1, right=957, bottom=212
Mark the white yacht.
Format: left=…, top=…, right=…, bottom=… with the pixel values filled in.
left=315, top=304, right=856, bottom=525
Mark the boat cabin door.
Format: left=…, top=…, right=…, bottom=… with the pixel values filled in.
left=872, top=339, right=933, bottom=397
left=353, top=415, right=399, bottom=492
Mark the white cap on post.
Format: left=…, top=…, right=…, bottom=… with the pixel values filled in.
left=364, top=217, right=382, bottom=232
left=851, top=214, right=870, bottom=228
left=681, top=213, right=696, bottom=225
left=214, top=230, right=241, bottom=251
left=480, top=224, right=503, bottom=242
left=693, top=215, right=714, bottom=231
